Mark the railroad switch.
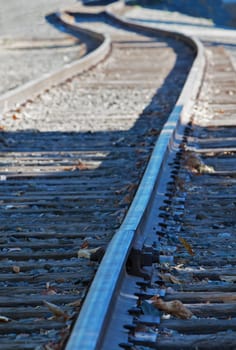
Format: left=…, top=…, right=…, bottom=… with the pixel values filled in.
left=127, top=245, right=159, bottom=280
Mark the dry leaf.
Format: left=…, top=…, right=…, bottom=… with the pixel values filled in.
left=184, top=152, right=202, bottom=170
left=179, top=237, right=194, bottom=256
left=119, top=183, right=138, bottom=205
left=12, top=265, right=20, bottom=273
left=80, top=240, right=89, bottom=249
left=67, top=299, right=82, bottom=307
left=198, top=164, right=215, bottom=174
left=76, top=160, right=88, bottom=171
left=63, top=166, right=73, bottom=171
left=43, top=301, right=68, bottom=320
left=0, top=315, right=11, bottom=322
left=184, top=152, right=215, bottom=174
left=63, top=160, right=88, bottom=172
left=78, top=247, right=103, bottom=259
left=127, top=183, right=138, bottom=193
left=151, top=295, right=193, bottom=319
left=159, top=273, right=182, bottom=285
left=12, top=115, right=18, bottom=120
left=42, top=284, right=57, bottom=295
left=120, top=193, right=132, bottom=205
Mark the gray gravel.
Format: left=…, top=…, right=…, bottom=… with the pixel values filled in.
left=0, top=0, right=76, bottom=39
left=0, top=0, right=84, bottom=96
left=125, top=5, right=236, bottom=59
left=2, top=13, right=189, bottom=132
left=2, top=48, right=163, bottom=132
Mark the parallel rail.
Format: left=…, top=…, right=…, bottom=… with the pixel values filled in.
left=0, top=3, right=196, bottom=349
left=64, top=4, right=236, bottom=350
left=4, top=3, right=235, bottom=349
left=65, top=4, right=206, bottom=350
left=0, top=11, right=110, bottom=113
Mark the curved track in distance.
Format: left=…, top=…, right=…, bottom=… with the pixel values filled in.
left=0, top=5, right=195, bottom=350
left=65, top=4, right=236, bottom=350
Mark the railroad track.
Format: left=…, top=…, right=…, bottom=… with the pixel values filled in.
left=0, top=8, right=108, bottom=113
left=64, top=4, right=236, bottom=350
left=130, top=46, right=236, bottom=349
left=0, top=3, right=195, bottom=349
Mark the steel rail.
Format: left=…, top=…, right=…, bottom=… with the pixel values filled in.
left=0, top=12, right=111, bottom=114
left=65, top=3, right=205, bottom=350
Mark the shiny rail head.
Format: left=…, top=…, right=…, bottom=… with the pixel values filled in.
left=65, top=5, right=205, bottom=350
